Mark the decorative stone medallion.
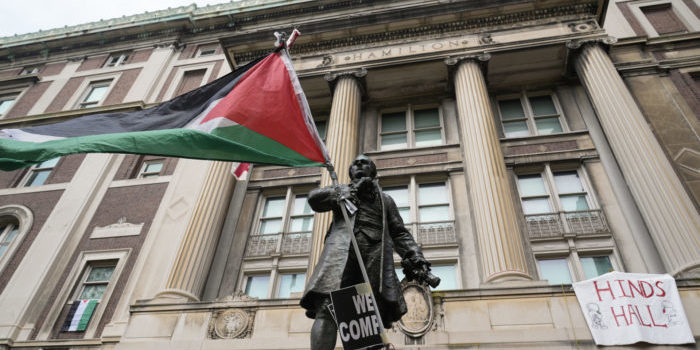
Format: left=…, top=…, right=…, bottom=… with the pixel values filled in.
left=398, top=280, right=433, bottom=337
left=210, top=308, right=255, bottom=339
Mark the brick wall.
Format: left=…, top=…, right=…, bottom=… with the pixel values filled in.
left=113, top=155, right=178, bottom=180
left=103, top=68, right=142, bottom=105
left=77, top=55, right=108, bottom=72
left=0, top=190, right=65, bottom=295
left=129, top=49, right=153, bottom=64
left=32, top=183, right=168, bottom=339
left=4, top=81, right=51, bottom=118
left=41, top=62, right=66, bottom=77
left=45, top=76, right=84, bottom=113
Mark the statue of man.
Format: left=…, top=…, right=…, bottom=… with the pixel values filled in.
left=300, top=154, right=437, bottom=350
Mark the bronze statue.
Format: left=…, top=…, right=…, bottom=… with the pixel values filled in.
left=300, top=154, right=439, bottom=350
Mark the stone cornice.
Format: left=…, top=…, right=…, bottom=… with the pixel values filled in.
left=0, top=0, right=318, bottom=46
left=229, top=3, right=597, bottom=64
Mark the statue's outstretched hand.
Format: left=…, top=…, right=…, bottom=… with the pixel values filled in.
left=401, top=253, right=441, bottom=288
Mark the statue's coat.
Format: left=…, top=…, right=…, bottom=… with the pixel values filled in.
left=300, top=184, right=424, bottom=328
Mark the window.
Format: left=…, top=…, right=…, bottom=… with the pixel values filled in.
left=381, top=177, right=455, bottom=246
left=256, top=192, right=313, bottom=237
left=61, top=261, right=116, bottom=332
left=516, top=166, right=592, bottom=216
left=497, top=92, right=565, bottom=138
left=21, top=157, right=59, bottom=187
left=537, top=258, right=573, bottom=285
left=383, top=181, right=451, bottom=226
left=104, top=52, right=130, bottom=67
left=379, top=106, right=443, bottom=150
left=0, top=95, right=17, bottom=117
left=259, top=196, right=286, bottom=235
left=246, top=187, right=315, bottom=257
left=244, top=274, right=270, bottom=299
left=537, top=255, right=615, bottom=285
left=74, top=262, right=116, bottom=301
left=138, top=159, right=164, bottom=178
left=78, top=80, right=111, bottom=109
left=0, top=205, right=32, bottom=273
left=175, top=69, right=206, bottom=96
left=641, top=3, right=687, bottom=35
left=395, top=263, right=457, bottom=291
left=315, top=119, right=327, bottom=142
left=0, top=222, right=19, bottom=259
left=20, top=66, right=41, bottom=75
left=277, top=272, right=305, bottom=298
left=580, top=256, right=613, bottom=279
left=196, top=45, right=218, bottom=57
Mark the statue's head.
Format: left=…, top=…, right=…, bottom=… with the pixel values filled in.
left=349, top=154, right=377, bottom=180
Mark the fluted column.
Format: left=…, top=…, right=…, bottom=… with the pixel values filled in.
left=309, top=69, right=365, bottom=269
left=572, top=40, right=700, bottom=276
left=448, top=55, right=531, bottom=283
left=157, top=161, right=236, bottom=301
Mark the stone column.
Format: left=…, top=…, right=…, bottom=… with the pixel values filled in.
left=572, top=40, right=700, bottom=276
left=157, top=161, right=236, bottom=301
left=447, top=55, right=531, bottom=283
left=308, top=69, right=365, bottom=269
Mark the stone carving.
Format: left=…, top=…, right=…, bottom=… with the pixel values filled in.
left=209, top=308, right=255, bottom=339
left=323, top=68, right=367, bottom=82
left=215, top=290, right=257, bottom=303
left=479, top=33, right=495, bottom=45
left=232, top=4, right=597, bottom=63
left=398, top=281, right=434, bottom=337
left=566, top=36, right=617, bottom=50
left=90, top=217, right=144, bottom=239
left=444, top=52, right=491, bottom=66
left=317, top=54, right=335, bottom=67
left=568, top=20, right=599, bottom=33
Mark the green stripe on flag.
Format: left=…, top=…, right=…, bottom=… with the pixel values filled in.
left=76, top=299, right=98, bottom=331
left=0, top=125, right=324, bottom=171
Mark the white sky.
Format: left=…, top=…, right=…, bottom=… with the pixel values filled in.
left=0, top=0, right=234, bottom=38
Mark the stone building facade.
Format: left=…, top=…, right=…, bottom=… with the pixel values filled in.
left=0, top=0, right=698, bottom=349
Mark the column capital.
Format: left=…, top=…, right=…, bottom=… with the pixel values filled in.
left=324, top=68, right=367, bottom=96
left=323, top=67, right=368, bottom=82
left=564, top=36, right=617, bottom=78
left=444, top=52, right=491, bottom=66
left=565, top=36, right=617, bottom=50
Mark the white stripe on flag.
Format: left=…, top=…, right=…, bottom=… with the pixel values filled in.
left=68, top=300, right=89, bottom=331
left=0, top=128, right=65, bottom=142
left=185, top=97, right=239, bottom=134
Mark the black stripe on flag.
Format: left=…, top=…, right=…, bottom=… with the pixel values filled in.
left=20, top=56, right=265, bottom=138
left=61, top=301, right=80, bottom=332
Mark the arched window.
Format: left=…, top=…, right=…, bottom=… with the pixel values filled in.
left=0, top=205, right=33, bottom=272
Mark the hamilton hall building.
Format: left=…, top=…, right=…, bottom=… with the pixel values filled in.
left=0, top=0, right=698, bottom=348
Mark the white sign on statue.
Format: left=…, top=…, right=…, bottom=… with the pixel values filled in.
left=573, top=271, right=694, bottom=346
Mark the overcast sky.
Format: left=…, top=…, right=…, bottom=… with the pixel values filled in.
left=0, top=0, right=234, bottom=38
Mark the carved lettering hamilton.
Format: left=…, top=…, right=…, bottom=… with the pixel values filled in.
left=338, top=37, right=472, bottom=64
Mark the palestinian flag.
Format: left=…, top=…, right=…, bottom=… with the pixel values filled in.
left=0, top=48, right=329, bottom=171
left=61, top=299, right=98, bottom=332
